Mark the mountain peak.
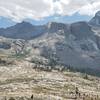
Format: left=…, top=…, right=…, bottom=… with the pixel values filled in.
left=46, top=22, right=66, bottom=33
left=95, top=11, right=100, bottom=17
left=89, top=11, right=100, bottom=26
left=16, top=21, right=33, bottom=27
left=47, top=22, right=59, bottom=28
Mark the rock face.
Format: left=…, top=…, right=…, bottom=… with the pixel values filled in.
left=34, top=21, right=100, bottom=76
left=1, top=11, right=100, bottom=76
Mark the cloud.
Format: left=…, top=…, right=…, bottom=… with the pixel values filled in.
left=0, top=0, right=100, bottom=22
left=0, top=0, right=54, bottom=22
left=57, top=0, right=100, bottom=16
left=79, top=1, right=100, bottom=16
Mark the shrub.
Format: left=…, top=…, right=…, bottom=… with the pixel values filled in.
left=9, top=97, right=15, bottom=100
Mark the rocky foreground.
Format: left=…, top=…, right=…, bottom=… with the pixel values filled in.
left=0, top=59, right=99, bottom=100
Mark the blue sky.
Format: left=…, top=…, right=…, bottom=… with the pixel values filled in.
left=0, top=0, right=99, bottom=27
left=0, top=17, right=16, bottom=28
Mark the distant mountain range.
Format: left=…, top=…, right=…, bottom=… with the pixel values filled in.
left=0, top=12, right=100, bottom=40
left=0, top=13, right=91, bottom=28
left=0, top=11, right=100, bottom=76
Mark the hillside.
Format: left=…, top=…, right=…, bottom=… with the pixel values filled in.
left=0, top=58, right=99, bottom=100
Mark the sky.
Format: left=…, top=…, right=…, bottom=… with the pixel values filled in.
left=0, top=0, right=100, bottom=27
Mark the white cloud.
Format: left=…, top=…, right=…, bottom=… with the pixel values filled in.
left=79, top=1, right=100, bottom=16
left=0, top=0, right=100, bottom=22
left=0, top=0, right=54, bottom=22
left=57, top=0, right=100, bottom=16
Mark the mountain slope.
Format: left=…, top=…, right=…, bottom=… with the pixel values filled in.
left=0, top=21, right=47, bottom=39
left=0, top=11, right=100, bottom=76
left=0, top=59, right=99, bottom=100
left=30, top=22, right=100, bottom=76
